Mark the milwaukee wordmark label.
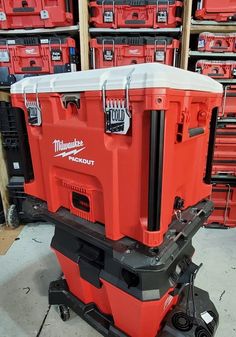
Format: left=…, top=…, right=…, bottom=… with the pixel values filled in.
left=53, top=139, right=95, bottom=166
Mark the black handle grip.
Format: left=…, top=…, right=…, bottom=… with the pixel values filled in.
left=65, top=0, right=71, bottom=13
left=148, top=110, right=165, bottom=232
left=188, top=127, right=204, bottom=138
left=204, top=108, right=218, bottom=184
left=13, top=7, right=34, bottom=12
left=125, top=19, right=146, bottom=24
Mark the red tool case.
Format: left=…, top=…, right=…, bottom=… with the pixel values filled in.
left=90, top=36, right=180, bottom=69
left=0, top=0, right=73, bottom=29
left=196, top=60, right=236, bottom=79
left=0, top=36, right=77, bottom=86
left=219, top=86, right=236, bottom=118
left=198, top=32, right=236, bottom=53
left=207, top=184, right=236, bottom=228
left=90, top=0, right=183, bottom=28
left=11, top=64, right=222, bottom=247
left=195, top=0, right=236, bottom=22
left=212, top=118, right=236, bottom=179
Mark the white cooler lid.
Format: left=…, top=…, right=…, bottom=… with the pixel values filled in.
left=11, top=63, right=223, bottom=94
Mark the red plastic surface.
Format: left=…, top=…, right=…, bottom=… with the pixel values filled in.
left=54, top=250, right=178, bottom=337
left=198, top=33, right=236, bottom=53
left=196, top=60, right=236, bottom=79
left=90, top=0, right=183, bottom=28
left=0, top=0, right=73, bottom=29
left=219, top=86, right=236, bottom=118
left=195, top=0, right=236, bottom=21
left=0, top=37, right=76, bottom=79
left=207, top=184, right=236, bottom=227
left=12, top=88, right=221, bottom=247
left=90, top=37, right=180, bottom=68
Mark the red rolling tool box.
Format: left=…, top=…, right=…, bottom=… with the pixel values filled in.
left=22, top=195, right=219, bottom=337
left=196, top=60, right=236, bottom=79
left=0, top=36, right=78, bottom=86
left=207, top=184, right=236, bottom=228
left=195, top=0, right=236, bottom=22
left=90, top=0, right=183, bottom=29
left=11, top=63, right=222, bottom=247
left=198, top=32, right=236, bottom=53
left=219, top=86, right=236, bottom=118
left=90, top=36, right=180, bottom=69
left=0, top=0, right=73, bottom=29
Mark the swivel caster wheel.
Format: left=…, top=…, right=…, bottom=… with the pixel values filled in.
left=7, top=204, right=20, bottom=229
left=58, top=305, right=70, bottom=322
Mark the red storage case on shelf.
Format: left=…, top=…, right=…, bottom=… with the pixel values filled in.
left=0, top=0, right=73, bottom=29
left=198, top=32, right=236, bottom=53
left=90, top=36, right=180, bottom=69
left=196, top=60, right=236, bottom=79
left=219, top=86, right=236, bottom=118
left=11, top=63, right=222, bottom=247
left=90, top=0, right=183, bottom=29
left=0, top=36, right=77, bottom=86
left=207, top=184, right=236, bottom=227
left=195, top=0, right=236, bottom=22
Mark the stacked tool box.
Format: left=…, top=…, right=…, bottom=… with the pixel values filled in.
left=10, top=63, right=222, bottom=336
left=208, top=89, right=236, bottom=228
left=0, top=101, right=34, bottom=226
left=89, top=1, right=183, bottom=69
left=195, top=0, right=236, bottom=22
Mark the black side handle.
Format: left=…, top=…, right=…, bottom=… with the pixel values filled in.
left=147, top=110, right=165, bottom=232
left=188, top=127, right=204, bottom=138
left=65, top=0, right=71, bottom=13
left=125, top=20, right=146, bottom=24
left=204, top=108, right=218, bottom=184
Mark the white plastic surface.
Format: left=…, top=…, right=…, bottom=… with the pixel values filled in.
left=11, top=63, right=223, bottom=94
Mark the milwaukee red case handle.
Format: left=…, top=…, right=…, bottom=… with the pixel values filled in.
left=204, top=108, right=218, bottom=184
left=13, top=1, right=34, bottom=12
left=147, top=110, right=165, bottom=232
left=188, top=127, right=204, bottom=138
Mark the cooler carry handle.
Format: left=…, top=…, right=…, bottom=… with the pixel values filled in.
left=204, top=108, right=218, bottom=184
left=147, top=110, right=165, bottom=232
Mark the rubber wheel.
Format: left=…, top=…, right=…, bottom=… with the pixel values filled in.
left=58, top=305, right=70, bottom=322
left=7, top=204, right=20, bottom=229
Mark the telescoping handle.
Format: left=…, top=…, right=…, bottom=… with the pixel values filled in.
left=147, top=110, right=165, bottom=232
left=204, top=108, right=218, bottom=184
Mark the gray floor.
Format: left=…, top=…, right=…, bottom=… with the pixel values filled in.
left=0, top=224, right=235, bottom=337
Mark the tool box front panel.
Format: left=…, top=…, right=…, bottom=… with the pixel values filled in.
left=0, top=37, right=76, bottom=85
left=11, top=88, right=216, bottom=246
left=90, top=0, right=183, bottom=29
left=198, top=33, right=236, bottom=53
left=54, top=250, right=178, bottom=337
left=90, top=37, right=179, bottom=68
left=0, top=0, right=74, bottom=29
left=195, top=0, right=236, bottom=21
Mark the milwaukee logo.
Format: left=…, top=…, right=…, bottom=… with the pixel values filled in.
left=53, top=139, right=84, bottom=153
left=52, top=139, right=95, bottom=166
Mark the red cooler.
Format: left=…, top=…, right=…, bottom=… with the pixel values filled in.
left=11, top=63, right=222, bottom=247
left=195, top=0, right=236, bottom=22
left=0, top=0, right=73, bottom=29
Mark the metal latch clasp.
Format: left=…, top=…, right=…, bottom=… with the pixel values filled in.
left=102, top=68, right=134, bottom=135
left=24, top=87, right=42, bottom=126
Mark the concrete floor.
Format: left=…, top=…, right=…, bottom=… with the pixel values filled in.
left=0, top=224, right=235, bottom=337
